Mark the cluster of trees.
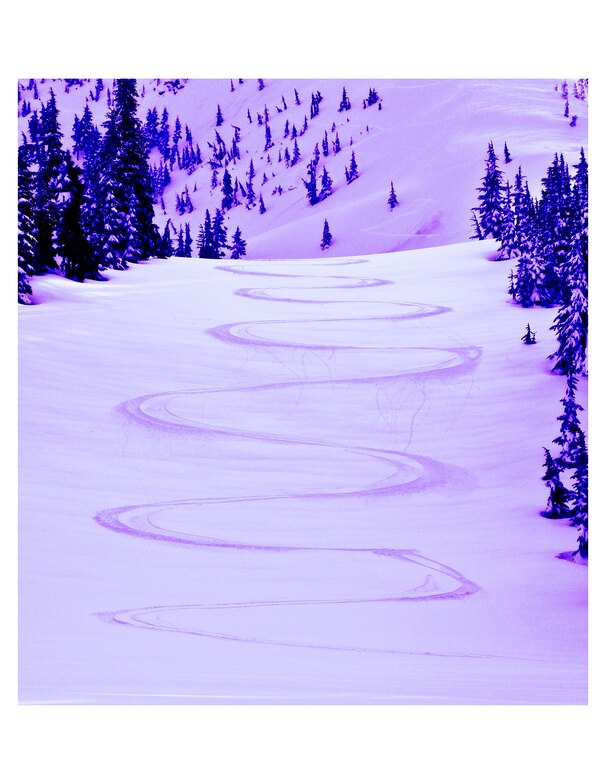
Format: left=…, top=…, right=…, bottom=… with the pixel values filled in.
left=159, top=213, right=247, bottom=260
left=18, top=80, right=162, bottom=300
left=472, top=142, right=588, bottom=557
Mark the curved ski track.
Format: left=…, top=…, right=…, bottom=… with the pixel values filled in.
left=96, top=258, right=491, bottom=659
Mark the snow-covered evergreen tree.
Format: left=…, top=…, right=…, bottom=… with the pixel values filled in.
left=387, top=181, right=399, bottom=210
left=57, top=155, right=100, bottom=281
left=474, top=141, right=505, bottom=239
left=319, top=166, right=333, bottom=201
left=230, top=226, right=247, bottom=259
left=320, top=219, right=332, bottom=250
left=541, top=447, right=572, bottom=519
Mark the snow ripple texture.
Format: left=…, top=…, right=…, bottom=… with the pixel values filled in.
left=96, top=258, right=487, bottom=658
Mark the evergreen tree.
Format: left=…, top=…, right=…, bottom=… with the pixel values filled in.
left=221, top=168, right=234, bottom=210
left=259, top=193, right=266, bottom=214
left=387, top=181, right=399, bottom=210
left=230, top=226, right=247, bottom=259
left=320, top=219, right=332, bottom=250
left=159, top=221, right=174, bottom=258
left=553, top=374, right=584, bottom=470
left=475, top=141, right=505, bottom=239
left=216, top=105, right=224, bottom=126
left=322, top=131, right=329, bottom=156
left=184, top=223, right=193, bottom=258
left=98, top=79, right=160, bottom=265
left=212, top=209, right=228, bottom=258
left=497, top=182, right=515, bottom=259
left=248, top=158, right=256, bottom=180
left=549, top=231, right=588, bottom=376
left=504, top=141, right=512, bottom=164
left=291, top=139, right=301, bottom=165
left=570, top=430, right=588, bottom=557
left=264, top=123, right=273, bottom=151
left=57, top=155, right=100, bottom=281
left=176, top=226, right=184, bottom=256
left=319, top=166, right=333, bottom=201
left=18, top=144, right=37, bottom=279
left=294, top=88, right=301, bottom=106
left=345, top=150, right=359, bottom=183
left=302, top=162, right=319, bottom=205
left=541, top=448, right=573, bottom=518
left=339, top=86, right=351, bottom=112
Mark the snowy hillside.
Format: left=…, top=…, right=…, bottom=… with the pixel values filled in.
left=19, top=240, right=587, bottom=704
left=17, top=77, right=588, bottom=258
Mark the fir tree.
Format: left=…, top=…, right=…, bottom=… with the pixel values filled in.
left=504, top=141, right=512, bottom=164
left=541, top=448, right=573, bottom=518
left=294, top=88, right=301, bottom=106
left=553, top=374, right=584, bottom=470
left=221, top=168, right=234, bottom=210
left=387, top=181, right=399, bottom=210
left=339, top=86, right=351, bottom=112
left=264, top=123, right=273, bottom=151
left=322, top=131, right=329, bottom=156
left=212, top=209, right=228, bottom=259
left=57, top=155, right=100, bottom=281
left=320, top=219, right=332, bottom=250
left=230, top=226, right=247, bottom=259
left=302, top=163, right=319, bottom=205
left=319, top=166, right=333, bottom=201
left=345, top=151, right=359, bottom=183
left=18, top=144, right=37, bottom=301
left=159, top=221, right=174, bottom=258
left=216, top=105, right=224, bottom=126
left=549, top=231, right=588, bottom=376
left=184, top=223, right=193, bottom=258
left=259, top=194, right=266, bottom=214
left=570, top=430, right=588, bottom=557
left=497, top=182, right=516, bottom=259
left=291, top=139, right=301, bottom=165
left=475, top=141, right=505, bottom=239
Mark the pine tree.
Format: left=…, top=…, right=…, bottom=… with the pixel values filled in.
left=475, top=141, right=505, bottom=239
left=159, top=221, right=174, bottom=258
left=387, top=181, right=399, bottom=210
left=319, top=166, right=333, bottom=201
left=553, top=374, right=584, bottom=470
left=291, top=139, right=301, bottom=165
left=212, top=209, right=228, bottom=259
left=18, top=144, right=37, bottom=278
left=504, top=141, right=512, bottom=164
left=216, top=105, right=224, bottom=126
left=497, top=182, right=516, bottom=259
left=549, top=231, right=588, bottom=375
left=302, top=163, right=319, bottom=205
left=176, top=226, right=185, bottom=256
left=320, top=219, right=332, bottom=250
left=294, top=88, right=301, bottom=106
left=184, top=223, right=193, bottom=258
left=345, top=150, right=359, bottom=183
left=98, top=79, right=160, bottom=265
left=248, top=158, right=256, bottom=180
left=570, top=430, right=588, bottom=557
left=322, top=131, right=329, bottom=156
left=17, top=144, right=36, bottom=302
left=259, top=193, right=266, bottom=214
left=221, top=168, right=234, bottom=210
left=264, top=123, right=273, bottom=151
left=541, top=448, right=573, bottom=518
left=230, top=226, right=247, bottom=259
left=57, top=155, right=100, bottom=281
left=339, top=86, right=351, bottom=112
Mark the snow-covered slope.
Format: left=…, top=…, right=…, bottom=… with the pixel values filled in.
left=19, top=240, right=587, bottom=704
left=18, top=78, right=588, bottom=258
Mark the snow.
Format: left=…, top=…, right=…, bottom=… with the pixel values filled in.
left=18, top=78, right=589, bottom=259
left=19, top=240, right=587, bottom=704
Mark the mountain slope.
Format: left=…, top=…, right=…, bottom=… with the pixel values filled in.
left=18, top=78, right=588, bottom=258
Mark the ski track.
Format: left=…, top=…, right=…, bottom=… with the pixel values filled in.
left=96, top=257, right=493, bottom=660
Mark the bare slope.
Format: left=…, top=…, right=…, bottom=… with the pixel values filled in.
left=19, top=241, right=587, bottom=704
